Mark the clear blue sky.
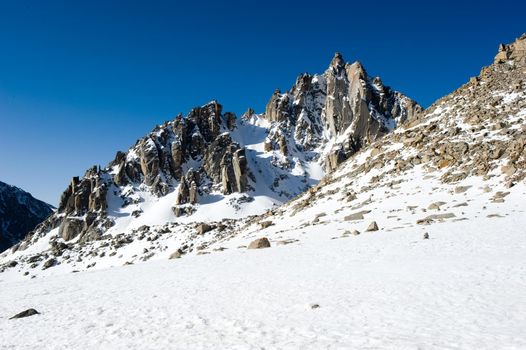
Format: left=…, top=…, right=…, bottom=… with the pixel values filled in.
left=1, top=0, right=525, bottom=205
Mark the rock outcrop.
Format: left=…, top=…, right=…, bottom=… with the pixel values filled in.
left=494, top=33, right=526, bottom=66
left=202, top=133, right=248, bottom=194
left=2, top=33, right=525, bottom=277
left=263, top=52, right=422, bottom=171
left=2, top=52, right=420, bottom=256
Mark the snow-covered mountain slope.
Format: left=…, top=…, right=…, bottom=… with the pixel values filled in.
left=0, top=53, right=419, bottom=260
left=0, top=181, right=53, bottom=252
left=1, top=34, right=524, bottom=279
left=1, top=203, right=525, bottom=349
left=0, top=32, right=525, bottom=350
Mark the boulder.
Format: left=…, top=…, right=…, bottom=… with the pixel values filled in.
left=9, top=308, right=40, bottom=320
left=428, top=201, right=446, bottom=210
left=366, top=221, right=379, bottom=232
left=248, top=237, right=271, bottom=249
left=196, top=223, right=214, bottom=235
left=344, top=210, right=371, bottom=221
left=417, top=213, right=456, bottom=225
left=42, top=258, right=57, bottom=270
left=169, top=249, right=183, bottom=259
left=260, top=221, right=273, bottom=228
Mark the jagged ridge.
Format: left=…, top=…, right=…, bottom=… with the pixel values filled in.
left=0, top=51, right=421, bottom=272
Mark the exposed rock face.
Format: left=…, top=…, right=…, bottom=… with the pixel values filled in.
left=201, top=133, right=248, bottom=195
left=263, top=52, right=422, bottom=171
left=58, top=218, right=84, bottom=241
left=139, top=138, right=161, bottom=187
left=175, top=169, right=199, bottom=205
left=494, top=33, right=526, bottom=65
left=0, top=182, right=53, bottom=252
left=2, top=33, right=525, bottom=279
left=58, top=166, right=108, bottom=214
left=4, top=52, right=421, bottom=257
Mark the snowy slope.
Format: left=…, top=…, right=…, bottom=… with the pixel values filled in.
left=0, top=53, right=418, bottom=260
left=1, top=34, right=525, bottom=277
left=0, top=33, right=525, bottom=350
left=1, top=187, right=525, bottom=349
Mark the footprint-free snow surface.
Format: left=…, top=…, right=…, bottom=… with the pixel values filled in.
left=2, top=187, right=526, bottom=349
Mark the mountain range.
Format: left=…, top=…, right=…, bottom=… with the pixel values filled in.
left=0, top=33, right=524, bottom=278
left=1, top=32, right=526, bottom=350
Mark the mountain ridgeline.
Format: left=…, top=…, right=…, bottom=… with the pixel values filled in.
left=1, top=33, right=525, bottom=275
left=7, top=53, right=420, bottom=250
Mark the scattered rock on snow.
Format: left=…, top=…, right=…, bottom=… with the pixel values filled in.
left=9, top=308, right=40, bottom=319
left=428, top=201, right=446, bottom=210
left=454, top=186, right=471, bottom=193
left=417, top=213, right=456, bottom=225
left=42, top=258, right=57, bottom=270
left=277, top=239, right=298, bottom=246
left=248, top=237, right=271, bottom=249
left=260, top=221, right=274, bottom=229
left=196, top=223, right=214, bottom=235
left=169, top=249, right=184, bottom=259
left=366, top=221, right=379, bottom=232
left=344, top=210, right=371, bottom=221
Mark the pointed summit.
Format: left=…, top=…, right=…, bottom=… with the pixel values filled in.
left=345, top=60, right=367, bottom=81
left=494, top=33, right=526, bottom=65
left=330, top=52, right=345, bottom=69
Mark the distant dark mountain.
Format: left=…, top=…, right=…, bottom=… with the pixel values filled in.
left=0, top=181, right=54, bottom=252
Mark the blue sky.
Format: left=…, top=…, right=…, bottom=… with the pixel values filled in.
left=1, top=0, right=525, bottom=205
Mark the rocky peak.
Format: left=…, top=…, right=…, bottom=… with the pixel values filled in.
left=494, top=33, right=526, bottom=66
left=329, top=52, right=345, bottom=72
left=264, top=52, right=422, bottom=171
left=1, top=34, right=525, bottom=281
left=3, top=52, right=421, bottom=256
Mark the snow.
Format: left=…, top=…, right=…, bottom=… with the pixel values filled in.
left=1, top=187, right=525, bottom=349
left=2, top=148, right=526, bottom=349
left=2, top=50, right=526, bottom=349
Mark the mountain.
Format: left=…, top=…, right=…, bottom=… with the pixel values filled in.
left=0, top=33, right=524, bottom=279
left=0, top=181, right=53, bottom=252
left=0, top=53, right=419, bottom=265
left=0, top=34, right=525, bottom=350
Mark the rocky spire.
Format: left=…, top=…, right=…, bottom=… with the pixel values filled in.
left=9, top=51, right=422, bottom=250
left=494, top=33, right=526, bottom=66
left=264, top=51, right=422, bottom=171
left=330, top=52, right=345, bottom=70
